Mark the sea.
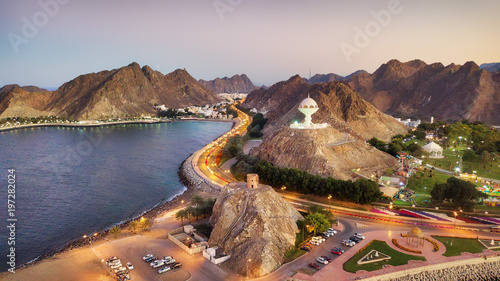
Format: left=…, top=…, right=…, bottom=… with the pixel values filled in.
left=0, top=121, right=232, bottom=272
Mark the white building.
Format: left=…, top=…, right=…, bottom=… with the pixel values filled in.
left=422, top=142, right=444, bottom=158
left=290, top=95, right=328, bottom=129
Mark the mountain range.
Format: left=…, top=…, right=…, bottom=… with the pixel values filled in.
left=346, top=60, right=500, bottom=125
left=199, top=74, right=258, bottom=94
left=0, top=63, right=221, bottom=120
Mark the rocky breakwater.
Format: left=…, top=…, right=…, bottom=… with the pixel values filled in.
left=208, top=183, right=303, bottom=278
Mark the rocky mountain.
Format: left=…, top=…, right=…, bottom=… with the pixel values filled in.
left=243, top=76, right=406, bottom=179
left=348, top=59, right=500, bottom=125
left=209, top=183, right=302, bottom=278
left=0, top=63, right=221, bottom=120
left=305, top=70, right=368, bottom=84
left=480, top=63, right=500, bottom=72
left=0, top=85, right=57, bottom=118
left=199, top=74, right=258, bottom=94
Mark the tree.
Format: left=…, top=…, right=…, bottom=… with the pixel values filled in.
left=191, top=195, right=205, bottom=207
left=462, top=150, right=476, bottom=162
left=175, top=209, right=188, bottom=226
left=140, top=218, right=152, bottom=231
left=109, top=226, right=121, bottom=238
left=304, top=212, right=330, bottom=235
left=368, top=137, right=386, bottom=151
left=430, top=177, right=487, bottom=211
left=128, top=221, right=140, bottom=234
left=186, top=206, right=198, bottom=221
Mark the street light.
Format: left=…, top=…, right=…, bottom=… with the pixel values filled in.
left=247, top=258, right=252, bottom=278
left=328, top=195, right=332, bottom=206
left=281, top=186, right=286, bottom=196
left=389, top=205, right=393, bottom=221
left=453, top=211, right=458, bottom=228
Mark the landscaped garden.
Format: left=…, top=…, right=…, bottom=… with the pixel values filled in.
left=432, top=236, right=486, bottom=257
left=343, top=240, right=426, bottom=273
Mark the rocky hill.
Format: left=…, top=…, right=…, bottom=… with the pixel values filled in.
left=199, top=74, right=258, bottom=94
left=209, top=183, right=302, bottom=278
left=243, top=75, right=407, bottom=141
left=348, top=59, right=500, bottom=125
left=242, top=76, right=405, bottom=179
left=0, top=63, right=221, bottom=120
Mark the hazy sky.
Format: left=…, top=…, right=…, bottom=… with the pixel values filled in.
left=1, top=0, right=499, bottom=88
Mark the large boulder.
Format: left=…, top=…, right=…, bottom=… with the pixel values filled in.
left=209, top=183, right=303, bottom=278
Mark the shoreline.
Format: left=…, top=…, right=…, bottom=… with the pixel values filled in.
left=9, top=118, right=234, bottom=273
left=0, top=117, right=234, bottom=132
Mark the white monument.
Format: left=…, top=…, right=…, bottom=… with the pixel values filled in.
left=290, top=94, right=328, bottom=129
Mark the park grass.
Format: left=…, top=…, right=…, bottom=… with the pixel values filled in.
left=432, top=236, right=486, bottom=257
left=424, top=148, right=500, bottom=180
left=406, top=171, right=451, bottom=195
left=284, top=247, right=307, bottom=263
left=343, top=240, right=426, bottom=273
left=393, top=199, right=413, bottom=206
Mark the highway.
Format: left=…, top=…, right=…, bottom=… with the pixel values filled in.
left=196, top=104, right=251, bottom=186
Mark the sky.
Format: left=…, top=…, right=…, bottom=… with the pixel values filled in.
left=0, top=0, right=499, bottom=88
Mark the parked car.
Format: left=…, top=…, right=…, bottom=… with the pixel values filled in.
left=321, top=256, right=332, bottom=263
left=164, top=258, right=176, bottom=266
left=342, top=239, right=355, bottom=247
left=106, top=256, right=119, bottom=263
left=169, top=262, right=182, bottom=269
left=110, top=263, right=123, bottom=269
left=108, top=259, right=121, bottom=266
left=315, top=236, right=326, bottom=242
left=126, top=262, right=134, bottom=270
left=327, top=228, right=337, bottom=234
left=317, top=257, right=328, bottom=265
left=320, top=232, right=330, bottom=239
left=309, top=263, right=321, bottom=270
left=300, top=245, right=312, bottom=251
left=144, top=256, right=156, bottom=263
left=142, top=254, right=153, bottom=260
left=158, top=266, right=171, bottom=274
left=331, top=247, right=344, bottom=255
left=349, top=236, right=361, bottom=243
left=151, top=260, right=165, bottom=268
left=354, top=233, right=365, bottom=240
left=310, top=240, right=320, bottom=246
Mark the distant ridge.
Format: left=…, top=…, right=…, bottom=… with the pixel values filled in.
left=199, top=74, right=258, bottom=94
left=305, top=70, right=368, bottom=84
left=0, top=63, right=221, bottom=120
left=480, top=63, right=500, bottom=72
left=348, top=59, right=500, bottom=125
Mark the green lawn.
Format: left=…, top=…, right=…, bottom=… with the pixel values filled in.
left=284, top=247, right=307, bottom=263
left=406, top=171, right=452, bottom=195
left=425, top=148, right=500, bottom=180
left=343, top=240, right=426, bottom=273
left=432, top=236, right=486, bottom=257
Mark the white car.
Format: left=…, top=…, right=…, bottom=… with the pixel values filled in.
left=158, top=266, right=171, bottom=274
left=114, top=266, right=127, bottom=273
left=164, top=258, right=176, bottom=266
left=354, top=233, right=365, bottom=240
left=151, top=260, right=165, bottom=268
left=142, top=254, right=154, bottom=260
left=126, top=262, right=134, bottom=270
left=328, top=228, right=337, bottom=234
left=310, top=240, right=320, bottom=246
left=321, top=232, right=332, bottom=237
left=317, top=257, right=328, bottom=265
left=315, top=236, right=326, bottom=242
left=110, top=263, right=122, bottom=269
left=342, top=239, right=355, bottom=247
left=311, top=237, right=323, bottom=244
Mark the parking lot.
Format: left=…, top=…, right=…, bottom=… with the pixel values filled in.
left=90, top=229, right=228, bottom=281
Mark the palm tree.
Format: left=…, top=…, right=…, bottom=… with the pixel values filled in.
left=175, top=209, right=188, bottom=226
left=109, top=226, right=121, bottom=238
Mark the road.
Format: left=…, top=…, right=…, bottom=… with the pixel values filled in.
left=195, top=104, right=251, bottom=186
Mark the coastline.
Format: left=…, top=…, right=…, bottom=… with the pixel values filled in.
left=8, top=118, right=234, bottom=273
left=0, top=117, right=234, bottom=133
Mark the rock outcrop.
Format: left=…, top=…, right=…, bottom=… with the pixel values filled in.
left=348, top=59, right=500, bottom=125
left=209, top=183, right=302, bottom=278
left=0, top=63, right=221, bottom=120
left=199, top=74, right=258, bottom=94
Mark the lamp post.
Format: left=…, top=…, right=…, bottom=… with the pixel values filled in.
left=281, top=186, right=286, bottom=196
left=328, top=195, right=332, bottom=207
left=453, top=211, right=458, bottom=228
left=389, top=204, right=393, bottom=221
left=247, top=258, right=252, bottom=278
